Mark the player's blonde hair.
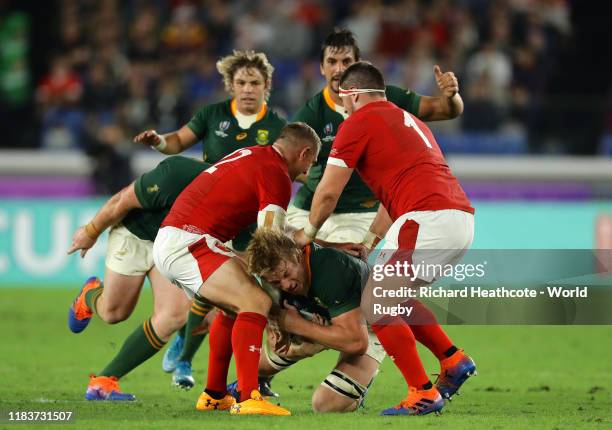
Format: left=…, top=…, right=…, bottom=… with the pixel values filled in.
left=216, top=50, right=274, bottom=99
left=247, top=229, right=301, bottom=278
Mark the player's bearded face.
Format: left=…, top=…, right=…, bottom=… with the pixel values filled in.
left=231, top=67, right=267, bottom=115
left=267, top=257, right=306, bottom=295
left=321, top=47, right=356, bottom=94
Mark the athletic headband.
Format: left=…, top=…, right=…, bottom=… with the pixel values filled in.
left=338, top=87, right=386, bottom=97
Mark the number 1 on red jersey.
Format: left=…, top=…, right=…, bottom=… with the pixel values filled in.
left=403, top=111, right=432, bottom=148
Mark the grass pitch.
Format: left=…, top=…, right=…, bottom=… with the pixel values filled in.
left=1, top=287, right=611, bottom=430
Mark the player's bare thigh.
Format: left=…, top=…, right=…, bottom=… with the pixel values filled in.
left=148, top=266, right=191, bottom=341
left=312, top=352, right=380, bottom=413
left=197, top=257, right=272, bottom=316
left=98, top=224, right=153, bottom=323
left=97, top=267, right=145, bottom=324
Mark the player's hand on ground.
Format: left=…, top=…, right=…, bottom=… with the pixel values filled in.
left=67, top=226, right=96, bottom=258
left=133, top=129, right=163, bottom=147
left=434, top=65, right=459, bottom=98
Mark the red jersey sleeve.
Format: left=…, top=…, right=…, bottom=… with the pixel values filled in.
left=328, top=118, right=369, bottom=169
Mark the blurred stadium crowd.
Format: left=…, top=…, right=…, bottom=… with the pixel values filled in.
left=0, top=0, right=609, bottom=168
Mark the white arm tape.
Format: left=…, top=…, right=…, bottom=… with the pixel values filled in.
left=257, top=204, right=287, bottom=230
left=153, top=133, right=168, bottom=152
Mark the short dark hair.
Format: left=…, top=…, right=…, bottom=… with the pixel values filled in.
left=278, top=122, right=321, bottom=154
left=339, top=61, right=385, bottom=91
left=319, top=28, right=361, bottom=64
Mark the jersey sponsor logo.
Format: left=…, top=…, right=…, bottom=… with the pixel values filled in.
left=255, top=129, right=269, bottom=145
left=322, top=122, right=335, bottom=143
left=236, top=132, right=247, bottom=141
left=215, top=120, right=230, bottom=138
left=147, top=184, right=159, bottom=193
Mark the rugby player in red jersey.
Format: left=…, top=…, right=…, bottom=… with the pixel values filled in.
left=294, top=62, right=476, bottom=416
left=153, top=123, right=320, bottom=416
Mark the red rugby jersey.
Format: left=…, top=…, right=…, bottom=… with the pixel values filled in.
left=162, top=145, right=292, bottom=242
left=328, top=100, right=473, bottom=221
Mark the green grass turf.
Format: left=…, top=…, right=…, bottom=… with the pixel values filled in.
left=1, top=287, right=611, bottom=430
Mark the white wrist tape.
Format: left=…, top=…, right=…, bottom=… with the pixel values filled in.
left=153, top=134, right=167, bottom=152
left=362, top=231, right=380, bottom=249
left=303, top=221, right=319, bottom=239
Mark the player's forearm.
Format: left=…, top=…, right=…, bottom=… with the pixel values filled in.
left=444, top=93, right=464, bottom=118
left=87, top=185, right=140, bottom=240
left=157, top=132, right=187, bottom=154
left=419, top=94, right=464, bottom=121
left=368, top=205, right=392, bottom=239
left=285, top=314, right=365, bottom=355
left=309, top=191, right=338, bottom=230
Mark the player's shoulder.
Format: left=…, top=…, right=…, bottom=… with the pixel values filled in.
left=310, top=243, right=353, bottom=266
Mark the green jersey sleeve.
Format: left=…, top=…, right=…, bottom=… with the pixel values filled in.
left=186, top=105, right=210, bottom=139
left=133, top=156, right=209, bottom=210
left=386, top=85, right=422, bottom=116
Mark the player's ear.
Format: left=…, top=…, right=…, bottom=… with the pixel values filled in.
left=300, top=145, right=311, bottom=160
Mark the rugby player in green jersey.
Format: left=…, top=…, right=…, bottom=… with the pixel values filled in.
left=67, top=156, right=216, bottom=400
left=244, top=228, right=394, bottom=412
left=288, top=28, right=463, bottom=243
left=133, top=50, right=286, bottom=162
left=133, top=50, right=287, bottom=389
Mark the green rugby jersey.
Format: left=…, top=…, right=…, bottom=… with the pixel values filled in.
left=292, top=85, right=421, bottom=213
left=122, top=156, right=208, bottom=241
left=187, top=99, right=287, bottom=163
left=305, top=243, right=370, bottom=318
left=187, top=99, right=286, bottom=250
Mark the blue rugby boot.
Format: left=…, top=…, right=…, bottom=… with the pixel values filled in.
left=162, top=334, right=184, bottom=373
left=380, top=386, right=444, bottom=416
left=227, top=376, right=278, bottom=399
left=68, top=277, right=101, bottom=333
left=173, top=360, right=195, bottom=390
left=434, top=349, right=476, bottom=400
left=85, top=375, right=135, bottom=401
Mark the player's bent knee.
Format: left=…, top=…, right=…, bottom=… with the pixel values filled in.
left=99, top=307, right=132, bottom=324
left=312, top=369, right=368, bottom=413
left=312, top=385, right=357, bottom=413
